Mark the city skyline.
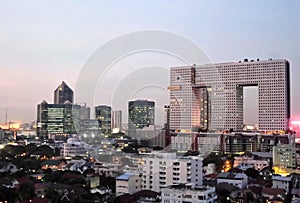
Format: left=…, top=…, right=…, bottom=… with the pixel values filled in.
left=0, top=1, right=300, bottom=125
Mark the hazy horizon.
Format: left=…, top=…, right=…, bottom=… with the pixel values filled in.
left=0, top=1, right=299, bottom=126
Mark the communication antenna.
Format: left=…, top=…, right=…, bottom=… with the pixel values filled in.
left=5, top=108, right=7, bottom=124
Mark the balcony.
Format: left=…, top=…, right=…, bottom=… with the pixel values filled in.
left=159, top=181, right=166, bottom=185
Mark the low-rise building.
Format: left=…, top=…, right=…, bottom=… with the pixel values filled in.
left=161, top=184, right=217, bottom=203
left=217, top=172, right=248, bottom=189
left=116, top=173, right=142, bottom=196
left=60, top=137, right=87, bottom=158
left=139, top=152, right=203, bottom=192
left=272, top=175, right=292, bottom=191
left=203, top=163, right=216, bottom=176
left=273, top=143, right=296, bottom=174
left=41, top=159, right=66, bottom=170
left=234, top=152, right=271, bottom=171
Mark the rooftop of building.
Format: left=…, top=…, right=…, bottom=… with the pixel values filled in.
left=41, top=159, right=66, bottom=166
left=116, top=173, right=136, bottom=181
left=171, top=58, right=288, bottom=69
left=251, top=152, right=273, bottom=158
left=162, top=184, right=215, bottom=192
left=218, top=172, right=247, bottom=180
left=272, top=175, right=292, bottom=182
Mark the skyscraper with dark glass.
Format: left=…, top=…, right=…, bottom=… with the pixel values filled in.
left=36, top=100, right=80, bottom=138
left=54, top=81, right=74, bottom=104
left=128, top=100, right=155, bottom=136
left=95, top=105, right=112, bottom=134
left=37, top=82, right=81, bottom=138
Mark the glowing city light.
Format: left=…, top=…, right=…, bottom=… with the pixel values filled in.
left=292, top=121, right=300, bottom=125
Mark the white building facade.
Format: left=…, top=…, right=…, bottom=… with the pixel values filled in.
left=140, top=152, right=203, bottom=192
left=272, top=175, right=292, bottom=191
left=161, top=184, right=217, bottom=203
left=234, top=154, right=270, bottom=171
left=169, top=59, right=290, bottom=131
left=60, top=137, right=87, bottom=158
left=116, top=173, right=142, bottom=196
left=217, top=172, right=248, bottom=189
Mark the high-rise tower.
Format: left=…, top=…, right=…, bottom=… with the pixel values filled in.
left=54, top=81, right=74, bottom=104
left=112, top=110, right=122, bottom=131
left=169, top=59, right=290, bottom=132
left=95, top=105, right=112, bottom=134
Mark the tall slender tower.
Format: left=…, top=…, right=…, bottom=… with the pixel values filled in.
left=112, top=110, right=122, bottom=131
left=54, top=81, right=74, bottom=104
left=95, top=105, right=112, bottom=134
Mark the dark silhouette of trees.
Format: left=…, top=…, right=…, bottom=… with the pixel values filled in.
left=18, top=182, right=35, bottom=201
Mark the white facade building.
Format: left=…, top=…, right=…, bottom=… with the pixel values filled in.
left=116, top=173, right=142, bottom=196
left=161, top=184, right=217, bottom=203
left=112, top=110, right=122, bottom=132
left=234, top=153, right=270, bottom=171
left=203, top=163, right=216, bottom=176
left=60, top=137, right=87, bottom=158
left=140, top=152, right=203, bottom=192
left=169, top=59, right=290, bottom=131
left=170, top=132, right=221, bottom=154
left=217, top=172, right=248, bottom=189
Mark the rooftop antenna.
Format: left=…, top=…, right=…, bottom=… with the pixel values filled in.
left=5, top=108, right=7, bottom=124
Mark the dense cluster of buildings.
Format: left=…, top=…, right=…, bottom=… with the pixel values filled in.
left=36, top=81, right=158, bottom=142
left=1, top=58, right=299, bottom=202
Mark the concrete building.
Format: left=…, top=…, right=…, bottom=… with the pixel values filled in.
left=79, top=119, right=99, bottom=135
left=60, top=137, right=87, bottom=158
left=112, top=110, right=122, bottom=132
left=273, top=143, right=296, bottom=171
left=234, top=152, right=271, bottom=171
left=224, top=133, right=290, bottom=154
left=161, top=184, right=217, bottom=203
left=217, top=172, right=248, bottom=189
left=79, top=103, right=90, bottom=120
left=139, top=152, right=203, bottom=192
left=272, top=175, right=292, bottom=191
left=170, top=132, right=222, bottom=154
left=169, top=59, right=290, bottom=132
left=116, top=173, right=142, bottom=196
left=203, top=163, right=216, bottom=176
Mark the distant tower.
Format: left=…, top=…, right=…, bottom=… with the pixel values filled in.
left=128, top=100, right=155, bottom=136
left=95, top=105, right=112, bottom=134
left=112, top=110, right=122, bottom=131
left=54, top=81, right=74, bottom=104
left=79, top=103, right=91, bottom=120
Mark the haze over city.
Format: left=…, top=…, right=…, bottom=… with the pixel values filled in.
left=0, top=1, right=299, bottom=125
